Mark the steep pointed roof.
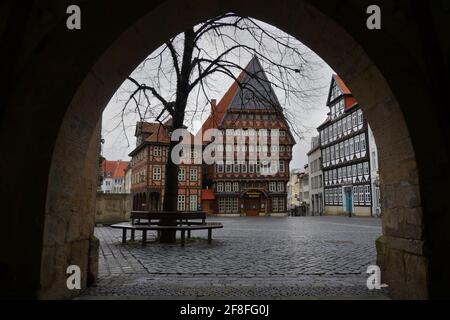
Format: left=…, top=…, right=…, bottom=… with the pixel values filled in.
left=228, top=55, right=281, bottom=111
left=195, top=56, right=282, bottom=143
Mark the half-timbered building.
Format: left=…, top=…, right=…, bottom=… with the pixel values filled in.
left=197, top=56, right=296, bottom=216
left=129, top=119, right=202, bottom=212
left=317, top=75, right=380, bottom=216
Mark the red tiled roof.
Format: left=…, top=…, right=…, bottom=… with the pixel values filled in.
left=333, top=74, right=352, bottom=95
left=201, top=189, right=216, bottom=200
left=103, top=160, right=129, bottom=178
left=195, top=70, right=247, bottom=144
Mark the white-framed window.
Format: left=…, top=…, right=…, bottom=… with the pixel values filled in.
left=217, top=163, right=224, bottom=173
left=364, top=185, right=371, bottom=203
left=344, top=140, right=349, bottom=156
left=178, top=168, right=185, bottom=181
left=189, top=195, right=198, bottom=211
left=360, top=134, right=366, bottom=152
left=357, top=109, right=364, bottom=126
left=248, top=161, right=255, bottom=173
left=359, top=185, right=365, bottom=203
left=153, top=146, right=162, bottom=156
left=153, top=166, right=161, bottom=180
left=269, top=182, right=277, bottom=192
left=349, top=138, right=355, bottom=154
left=364, top=162, right=370, bottom=175
left=234, top=161, right=240, bottom=173
left=241, top=162, right=247, bottom=173
left=226, top=162, right=232, bottom=173
left=217, top=182, right=224, bottom=192
left=279, top=160, right=285, bottom=173
left=225, top=182, right=232, bottom=192
left=177, top=195, right=186, bottom=211
left=353, top=186, right=359, bottom=205
left=272, top=197, right=285, bottom=212
left=352, top=112, right=357, bottom=128
left=280, top=130, right=286, bottom=137
left=355, top=135, right=360, bottom=152
left=233, top=182, right=239, bottom=192
left=277, top=182, right=284, bottom=192
left=190, top=168, right=198, bottom=181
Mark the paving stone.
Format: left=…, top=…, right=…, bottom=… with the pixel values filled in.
left=80, top=216, right=389, bottom=299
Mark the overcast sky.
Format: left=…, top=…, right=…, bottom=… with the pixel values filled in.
left=101, top=19, right=334, bottom=171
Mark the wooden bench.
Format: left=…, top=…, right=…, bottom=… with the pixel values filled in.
left=131, top=211, right=206, bottom=226
left=110, top=222, right=223, bottom=247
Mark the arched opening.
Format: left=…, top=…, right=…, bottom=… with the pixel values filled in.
left=1, top=0, right=448, bottom=300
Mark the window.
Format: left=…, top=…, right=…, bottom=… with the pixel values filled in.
left=272, top=197, right=285, bottom=212
left=364, top=162, right=370, bottom=175
left=241, top=162, right=247, bottom=173
left=153, top=166, right=161, bottom=180
left=355, top=135, right=360, bottom=152
left=234, top=161, right=240, bottom=173
left=360, top=134, right=366, bottom=152
left=359, top=186, right=365, bottom=203
left=352, top=164, right=357, bottom=177
left=269, top=182, right=277, bottom=192
left=365, top=185, right=371, bottom=203
left=217, top=163, right=224, bottom=173
left=280, top=130, right=286, bottom=137
left=279, top=160, right=285, bottom=173
left=344, top=140, right=349, bottom=156
left=152, top=146, right=162, bottom=156
left=226, top=162, right=232, bottom=173
left=352, top=112, right=357, bottom=128
left=358, top=163, right=363, bottom=176
left=190, top=195, right=198, bottom=211
left=340, top=142, right=344, bottom=158
left=357, top=109, right=363, bottom=126
left=190, top=168, right=198, bottom=181
left=217, top=182, right=224, bottom=192
left=349, top=138, right=354, bottom=155
left=249, top=161, right=255, bottom=173
left=233, top=182, right=239, bottom=192
left=277, top=182, right=285, bottom=192
left=225, top=182, right=232, bottom=192
left=178, top=168, right=185, bottom=181
left=353, top=186, right=359, bottom=205
left=219, top=198, right=239, bottom=213
left=177, top=195, right=186, bottom=211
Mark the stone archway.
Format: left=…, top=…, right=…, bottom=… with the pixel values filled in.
left=0, top=0, right=448, bottom=299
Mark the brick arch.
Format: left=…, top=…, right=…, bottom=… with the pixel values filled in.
left=1, top=0, right=448, bottom=299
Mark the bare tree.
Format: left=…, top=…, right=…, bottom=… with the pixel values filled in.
left=118, top=13, right=323, bottom=243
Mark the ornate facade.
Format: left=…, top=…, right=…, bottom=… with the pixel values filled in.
left=317, top=75, right=380, bottom=216
left=129, top=120, right=202, bottom=212
left=198, top=56, right=296, bottom=216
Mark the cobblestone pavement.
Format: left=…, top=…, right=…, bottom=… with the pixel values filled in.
left=80, top=216, right=390, bottom=299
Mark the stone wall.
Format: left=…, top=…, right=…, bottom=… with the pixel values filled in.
left=96, top=193, right=132, bottom=224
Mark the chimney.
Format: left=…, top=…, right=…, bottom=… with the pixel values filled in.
left=210, top=99, right=217, bottom=113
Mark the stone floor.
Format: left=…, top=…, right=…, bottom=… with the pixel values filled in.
left=80, top=216, right=390, bottom=299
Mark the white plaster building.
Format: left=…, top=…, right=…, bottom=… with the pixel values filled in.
left=308, top=136, right=324, bottom=216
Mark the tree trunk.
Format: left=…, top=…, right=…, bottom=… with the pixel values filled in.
left=158, top=28, right=195, bottom=244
